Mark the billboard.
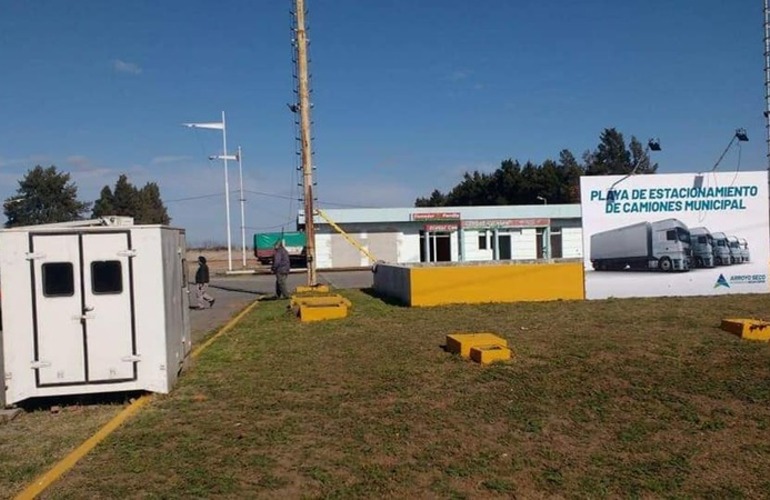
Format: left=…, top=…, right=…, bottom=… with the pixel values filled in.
left=580, top=171, right=770, bottom=299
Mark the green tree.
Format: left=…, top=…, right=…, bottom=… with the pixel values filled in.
left=415, top=189, right=447, bottom=207
left=4, top=165, right=90, bottom=227
left=137, top=182, right=170, bottom=224
left=91, top=186, right=115, bottom=218
left=585, top=128, right=656, bottom=175
left=92, top=175, right=171, bottom=224
left=112, top=174, right=139, bottom=216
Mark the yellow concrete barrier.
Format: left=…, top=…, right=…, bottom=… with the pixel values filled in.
left=295, top=284, right=331, bottom=294
left=290, top=294, right=352, bottom=309
left=298, top=303, right=348, bottom=322
left=446, top=333, right=507, bottom=358
left=470, top=345, right=512, bottom=365
left=410, top=262, right=584, bottom=306
left=720, top=318, right=770, bottom=341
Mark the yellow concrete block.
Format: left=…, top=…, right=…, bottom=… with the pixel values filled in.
left=470, top=345, right=512, bottom=365
left=409, top=262, right=584, bottom=307
left=720, top=318, right=770, bottom=341
left=298, top=303, right=348, bottom=322
left=291, top=294, right=352, bottom=309
left=295, top=285, right=331, bottom=294
left=446, top=333, right=507, bottom=358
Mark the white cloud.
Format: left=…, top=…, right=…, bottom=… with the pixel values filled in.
left=112, top=59, right=142, bottom=75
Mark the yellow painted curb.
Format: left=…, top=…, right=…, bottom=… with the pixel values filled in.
left=15, top=299, right=261, bottom=499
left=15, top=395, right=152, bottom=500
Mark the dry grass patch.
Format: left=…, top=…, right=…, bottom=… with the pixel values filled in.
left=26, top=292, right=770, bottom=498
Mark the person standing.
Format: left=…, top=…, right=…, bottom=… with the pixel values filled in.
left=194, top=256, right=215, bottom=309
left=271, top=240, right=291, bottom=299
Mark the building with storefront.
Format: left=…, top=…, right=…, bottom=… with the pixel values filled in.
left=299, top=204, right=583, bottom=269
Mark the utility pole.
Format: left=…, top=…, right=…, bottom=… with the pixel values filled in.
left=237, top=146, right=247, bottom=267
left=764, top=0, right=770, bottom=172
left=295, top=0, right=317, bottom=286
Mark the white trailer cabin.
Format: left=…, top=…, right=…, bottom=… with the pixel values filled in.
left=0, top=217, right=191, bottom=407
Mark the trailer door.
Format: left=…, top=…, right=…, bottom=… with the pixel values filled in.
left=31, top=234, right=86, bottom=385
left=81, top=232, right=136, bottom=382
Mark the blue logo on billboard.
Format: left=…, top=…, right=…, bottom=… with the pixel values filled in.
left=714, top=274, right=730, bottom=288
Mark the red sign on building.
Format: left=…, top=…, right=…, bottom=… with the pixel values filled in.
left=462, top=218, right=550, bottom=229
left=424, top=223, right=459, bottom=232
left=411, top=212, right=461, bottom=221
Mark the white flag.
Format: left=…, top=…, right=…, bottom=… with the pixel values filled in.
left=182, top=122, right=224, bottom=130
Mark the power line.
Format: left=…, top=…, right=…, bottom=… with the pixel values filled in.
left=166, top=192, right=223, bottom=203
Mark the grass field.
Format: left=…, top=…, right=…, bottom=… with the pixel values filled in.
left=3, top=290, right=770, bottom=498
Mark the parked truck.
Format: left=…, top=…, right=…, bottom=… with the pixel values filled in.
left=739, top=238, right=750, bottom=263
left=590, top=218, right=691, bottom=272
left=710, top=232, right=732, bottom=265
left=253, top=231, right=306, bottom=266
left=688, top=227, right=715, bottom=268
left=727, top=235, right=743, bottom=264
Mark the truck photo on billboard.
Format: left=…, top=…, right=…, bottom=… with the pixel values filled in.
left=579, top=171, right=770, bottom=299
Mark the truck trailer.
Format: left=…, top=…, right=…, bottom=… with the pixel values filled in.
left=590, top=218, right=691, bottom=272
left=253, top=231, right=306, bottom=266
left=689, top=227, right=715, bottom=268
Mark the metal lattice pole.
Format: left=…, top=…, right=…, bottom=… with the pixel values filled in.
left=764, top=0, right=770, bottom=171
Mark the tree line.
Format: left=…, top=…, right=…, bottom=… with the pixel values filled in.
left=415, top=128, right=658, bottom=207
left=3, top=166, right=170, bottom=227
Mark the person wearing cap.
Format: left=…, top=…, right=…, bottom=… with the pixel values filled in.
left=194, top=256, right=215, bottom=309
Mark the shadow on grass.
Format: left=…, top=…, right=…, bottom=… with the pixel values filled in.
left=16, top=390, right=147, bottom=412
left=360, top=287, right=409, bottom=307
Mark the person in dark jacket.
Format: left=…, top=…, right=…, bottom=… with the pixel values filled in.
left=194, top=256, right=215, bottom=309
left=271, top=241, right=291, bottom=299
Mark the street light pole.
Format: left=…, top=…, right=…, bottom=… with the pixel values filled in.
left=221, top=111, right=233, bottom=272
left=183, top=113, right=233, bottom=272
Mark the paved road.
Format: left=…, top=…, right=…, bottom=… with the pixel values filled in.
left=189, top=270, right=373, bottom=343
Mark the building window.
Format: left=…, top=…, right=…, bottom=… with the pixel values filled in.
left=91, top=260, right=123, bottom=294
left=42, top=262, right=75, bottom=297
left=550, top=230, right=563, bottom=259
left=478, top=231, right=487, bottom=250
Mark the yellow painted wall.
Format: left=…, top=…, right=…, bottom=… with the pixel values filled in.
left=409, top=262, right=584, bottom=307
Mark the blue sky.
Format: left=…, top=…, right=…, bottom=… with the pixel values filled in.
left=0, top=0, right=767, bottom=245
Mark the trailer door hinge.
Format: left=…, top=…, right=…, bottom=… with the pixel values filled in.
left=30, top=360, right=51, bottom=369
left=25, top=252, right=46, bottom=261
left=118, top=249, right=137, bottom=258
left=121, top=355, right=141, bottom=363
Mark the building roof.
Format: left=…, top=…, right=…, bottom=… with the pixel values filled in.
left=301, top=204, right=582, bottom=224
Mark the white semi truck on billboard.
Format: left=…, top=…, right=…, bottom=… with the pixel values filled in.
left=727, top=235, right=743, bottom=264
left=590, top=218, right=691, bottom=272
left=710, top=232, right=732, bottom=265
left=739, top=238, right=750, bottom=263
left=689, top=227, right=715, bottom=268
